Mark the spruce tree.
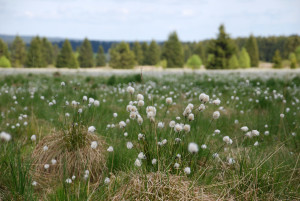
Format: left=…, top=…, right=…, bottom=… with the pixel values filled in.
left=228, top=54, right=239, bottom=69
left=141, top=42, right=148, bottom=65
left=146, top=40, right=160, bottom=65
left=186, top=54, right=202, bottom=69
left=41, top=37, right=54, bottom=66
left=109, top=42, right=135, bottom=69
left=289, top=53, right=297, bottom=69
left=239, top=48, right=251, bottom=68
left=96, top=45, right=106, bottom=66
left=26, top=36, right=45, bottom=67
left=162, top=31, right=184, bottom=67
left=56, top=39, right=78, bottom=68
left=78, top=38, right=94, bottom=67
left=11, top=36, right=26, bottom=67
left=132, top=41, right=143, bottom=65
left=206, top=25, right=236, bottom=69
left=245, top=34, right=259, bottom=67
left=0, top=39, right=10, bottom=59
left=272, top=50, right=282, bottom=68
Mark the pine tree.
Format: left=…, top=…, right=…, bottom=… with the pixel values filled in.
left=96, top=45, right=106, bottom=66
left=141, top=42, right=148, bottom=65
left=10, top=35, right=26, bottom=67
left=145, top=40, right=160, bottom=65
left=289, top=53, right=297, bottom=69
left=109, top=42, right=135, bottom=69
left=132, top=41, right=143, bottom=65
left=272, top=50, right=282, bottom=68
left=162, top=31, right=184, bottom=67
left=78, top=38, right=94, bottom=67
left=0, top=39, right=10, bottom=59
left=56, top=39, right=78, bottom=68
left=239, top=48, right=251, bottom=68
left=245, top=34, right=259, bottom=67
left=206, top=25, right=236, bottom=69
left=41, top=37, right=54, bottom=66
left=26, top=36, right=45, bottom=67
left=228, top=54, right=239, bottom=69
left=186, top=54, right=202, bottom=69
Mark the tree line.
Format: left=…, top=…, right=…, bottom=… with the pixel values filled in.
left=0, top=25, right=299, bottom=68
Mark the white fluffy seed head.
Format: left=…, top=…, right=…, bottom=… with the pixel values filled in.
left=213, top=111, right=220, bottom=119
left=91, top=141, right=98, bottom=149
left=184, top=167, right=191, bottom=175
left=188, top=142, right=199, bottom=153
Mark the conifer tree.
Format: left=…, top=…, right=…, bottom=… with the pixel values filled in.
left=141, top=42, right=148, bottom=65
left=145, top=40, right=160, bottom=65
left=206, top=25, right=236, bottom=69
left=272, top=50, right=282, bottom=68
left=295, top=46, right=300, bottom=65
left=228, top=54, right=239, bottom=69
left=0, top=39, right=10, bottom=59
left=193, top=42, right=206, bottom=65
left=132, top=41, right=143, bottom=65
left=41, top=37, right=54, bottom=66
left=162, top=31, right=184, bottom=67
left=26, top=36, right=45, bottom=67
left=56, top=39, right=78, bottom=68
left=78, top=38, right=94, bottom=67
left=96, top=45, right=106, bottom=66
left=239, top=48, right=251, bottom=68
left=109, top=42, right=135, bottom=69
left=245, top=34, right=259, bottom=67
left=11, top=36, right=26, bottom=67
left=289, top=52, right=297, bottom=69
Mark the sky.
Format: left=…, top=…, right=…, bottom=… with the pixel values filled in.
left=0, top=0, right=299, bottom=41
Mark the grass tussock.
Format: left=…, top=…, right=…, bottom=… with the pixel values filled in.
left=31, top=128, right=107, bottom=186
left=110, top=172, right=216, bottom=201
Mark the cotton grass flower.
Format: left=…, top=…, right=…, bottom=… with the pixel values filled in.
left=107, top=146, right=114, bottom=152
left=134, top=158, right=142, bottom=167
left=0, top=131, right=11, bottom=142
left=166, top=97, right=173, bottom=104
left=241, top=126, right=249, bottom=132
left=51, top=159, right=57, bottom=165
left=127, top=86, right=135, bottom=94
left=184, top=167, right=191, bottom=175
left=188, top=143, right=199, bottom=153
left=91, top=141, right=98, bottom=149
left=152, top=158, right=157, bottom=165
left=66, top=178, right=72, bottom=184
left=104, top=177, right=110, bottom=184
left=32, top=181, right=37, bottom=186
left=213, top=111, right=220, bottom=119
left=119, top=121, right=126, bottom=128
left=43, top=145, right=48, bottom=151
left=223, top=136, right=233, bottom=144
left=174, top=123, right=183, bottom=132
left=137, top=94, right=144, bottom=101
left=126, top=142, right=133, bottom=149
left=113, top=113, right=118, bottom=118
left=158, top=122, right=164, bottom=128
left=94, top=100, right=100, bottom=107
left=44, top=164, right=50, bottom=169
left=88, top=126, right=96, bottom=133
left=199, top=93, right=209, bottom=103
left=30, top=134, right=36, bottom=141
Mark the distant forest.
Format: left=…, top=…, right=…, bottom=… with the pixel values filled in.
left=0, top=25, right=299, bottom=69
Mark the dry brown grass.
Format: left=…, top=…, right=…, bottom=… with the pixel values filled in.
left=31, top=128, right=107, bottom=186
left=110, top=172, right=216, bottom=201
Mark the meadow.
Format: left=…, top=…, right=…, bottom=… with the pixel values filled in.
left=0, top=72, right=299, bottom=200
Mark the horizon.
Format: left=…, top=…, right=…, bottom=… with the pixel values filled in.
left=0, top=0, right=299, bottom=42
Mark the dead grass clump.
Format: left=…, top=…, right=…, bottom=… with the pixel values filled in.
left=31, top=128, right=107, bottom=186
left=110, top=172, right=215, bottom=201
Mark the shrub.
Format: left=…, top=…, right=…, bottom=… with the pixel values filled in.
left=0, top=56, right=11, bottom=68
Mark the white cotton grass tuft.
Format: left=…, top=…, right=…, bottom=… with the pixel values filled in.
left=126, top=142, right=133, bottom=149
left=166, top=97, right=173, bottom=104
left=199, top=93, right=209, bottom=103
left=104, top=177, right=110, bottom=184
left=66, top=178, right=72, bottom=184
left=135, top=158, right=142, bottom=167
left=212, top=111, right=220, bottom=119
left=88, top=126, right=96, bottom=133
left=188, top=142, right=199, bottom=153
left=0, top=131, right=12, bottom=141
left=31, top=134, right=37, bottom=141
left=127, top=86, right=135, bottom=94
left=43, top=145, right=48, bottom=151
left=91, top=141, right=98, bottom=149
left=107, top=146, right=114, bottom=152
left=184, top=167, right=191, bottom=175
left=223, top=136, right=233, bottom=145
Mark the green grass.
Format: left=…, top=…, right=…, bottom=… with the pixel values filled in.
left=0, top=73, right=299, bottom=200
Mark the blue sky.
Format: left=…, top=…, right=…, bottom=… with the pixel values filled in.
left=0, top=0, right=299, bottom=41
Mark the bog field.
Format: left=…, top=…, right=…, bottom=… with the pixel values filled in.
left=0, top=71, right=300, bottom=200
